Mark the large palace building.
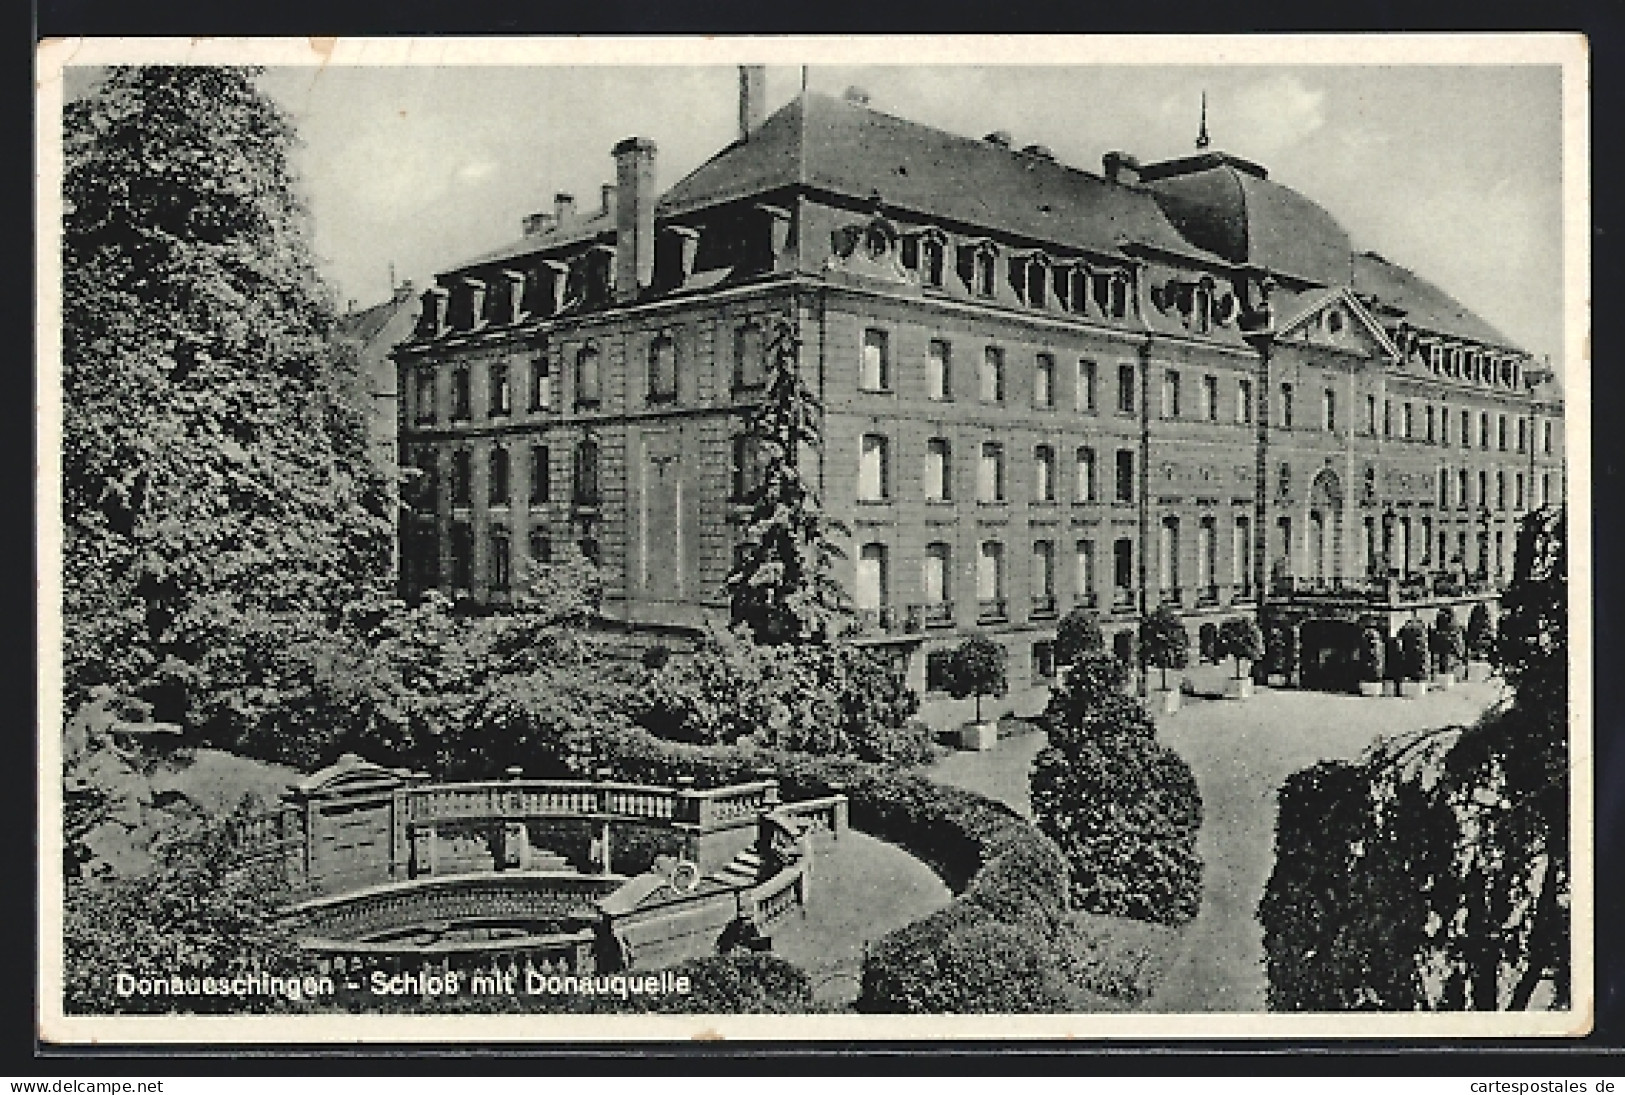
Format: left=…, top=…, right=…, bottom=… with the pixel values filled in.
left=395, top=69, right=1565, bottom=693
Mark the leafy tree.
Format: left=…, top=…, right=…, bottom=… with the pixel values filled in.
left=1431, top=607, right=1464, bottom=676
left=1139, top=605, right=1190, bottom=691
left=1259, top=506, right=1570, bottom=1011
left=64, top=810, right=303, bottom=1014
left=724, top=316, right=852, bottom=645
left=1359, top=627, right=1386, bottom=685
left=61, top=67, right=391, bottom=732
left=1214, top=617, right=1264, bottom=680
left=1031, top=656, right=1204, bottom=926
left=1053, top=607, right=1105, bottom=671
left=942, top=637, right=1008, bottom=724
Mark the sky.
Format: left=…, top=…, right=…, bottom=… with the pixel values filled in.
left=72, top=56, right=1569, bottom=367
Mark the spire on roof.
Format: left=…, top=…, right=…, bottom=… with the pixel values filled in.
left=1196, top=91, right=1211, bottom=150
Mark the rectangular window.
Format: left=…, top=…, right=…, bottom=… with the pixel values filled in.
left=489, top=529, right=511, bottom=591
left=575, top=347, right=601, bottom=407
left=979, top=443, right=1005, bottom=502
left=1075, top=539, right=1096, bottom=596
left=1162, top=369, right=1181, bottom=419
left=1517, top=416, right=1527, bottom=453
left=1516, top=472, right=1526, bottom=510
left=529, top=356, right=552, bottom=411
left=1117, top=363, right=1136, bottom=415
left=451, top=449, right=472, bottom=505
left=977, top=541, right=1005, bottom=602
left=415, top=366, right=436, bottom=424
left=1366, top=393, right=1378, bottom=436
left=648, top=335, right=677, bottom=401
left=1237, top=378, right=1253, bottom=425
left=1202, top=375, right=1218, bottom=422
left=1034, top=353, right=1055, bottom=408
left=488, top=448, right=510, bottom=505
left=489, top=362, right=512, bottom=417
left=1403, top=402, right=1414, bottom=440
left=860, top=328, right=890, bottom=392
left=1458, top=468, right=1469, bottom=510
left=1034, top=445, right=1056, bottom=502
left=1441, top=405, right=1450, bottom=445
left=858, top=434, right=889, bottom=501
left=1461, top=409, right=1471, bottom=449
left=1075, top=447, right=1097, bottom=502
left=1383, top=398, right=1392, bottom=438
left=450, top=522, right=473, bottom=590
left=1077, top=360, right=1097, bottom=412
left=1480, top=411, right=1491, bottom=450
left=1113, top=538, right=1133, bottom=592
left=530, top=445, right=550, bottom=504
left=731, top=435, right=760, bottom=501
left=981, top=347, right=1005, bottom=403
left=1323, top=388, right=1337, bottom=432
left=734, top=324, right=765, bottom=390
left=451, top=367, right=472, bottom=420
left=1114, top=449, right=1134, bottom=503
left=1542, top=472, right=1552, bottom=506
left=1233, top=517, right=1251, bottom=588
left=927, top=339, right=952, bottom=401
left=1032, top=540, right=1055, bottom=596
left=1279, top=383, right=1294, bottom=430
left=925, top=439, right=952, bottom=502
left=1497, top=413, right=1508, bottom=451
left=923, top=543, right=951, bottom=604
left=1544, top=420, right=1554, bottom=454
left=1426, top=405, right=1436, bottom=443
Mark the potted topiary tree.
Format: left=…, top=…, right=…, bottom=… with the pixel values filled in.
left=1429, top=607, right=1462, bottom=689
left=1358, top=626, right=1386, bottom=697
left=1465, top=601, right=1496, bottom=681
left=1397, top=618, right=1430, bottom=697
left=943, top=635, right=1007, bottom=750
left=1140, top=604, right=1191, bottom=714
left=1214, top=617, right=1264, bottom=700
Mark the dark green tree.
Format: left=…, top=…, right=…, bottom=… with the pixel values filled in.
left=1053, top=606, right=1106, bottom=671
left=61, top=67, right=391, bottom=732
left=1214, top=617, right=1264, bottom=680
left=723, top=316, right=852, bottom=645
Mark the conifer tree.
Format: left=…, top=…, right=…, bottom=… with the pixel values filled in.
left=724, top=315, right=852, bottom=644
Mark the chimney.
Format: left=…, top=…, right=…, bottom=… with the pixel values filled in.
left=1021, top=144, right=1055, bottom=161
left=601, top=182, right=617, bottom=218
left=984, top=130, right=1012, bottom=148
left=1103, top=152, right=1142, bottom=185
left=523, top=212, right=557, bottom=237
left=613, top=137, right=658, bottom=303
left=554, top=192, right=576, bottom=228
left=843, top=85, right=871, bottom=106
left=739, top=65, right=766, bottom=142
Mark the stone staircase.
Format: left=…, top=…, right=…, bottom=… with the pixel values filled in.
left=708, top=847, right=763, bottom=888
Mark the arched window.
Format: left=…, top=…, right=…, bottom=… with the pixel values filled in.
left=1075, top=446, right=1097, bottom=502
left=858, top=434, right=890, bottom=501
left=920, top=233, right=946, bottom=288
left=451, top=366, right=472, bottom=420
left=575, top=345, right=601, bottom=407
left=972, top=245, right=998, bottom=298
left=451, top=449, right=473, bottom=505
left=922, top=543, right=952, bottom=606
left=1034, top=444, right=1056, bottom=502
left=489, top=528, right=511, bottom=591
left=855, top=543, right=889, bottom=615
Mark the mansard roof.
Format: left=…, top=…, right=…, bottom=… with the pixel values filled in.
left=657, top=91, right=1205, bottom=261
left=1141, top=152, right=1354, bottom=287
left=1351, top=250, right=1514, bottom=350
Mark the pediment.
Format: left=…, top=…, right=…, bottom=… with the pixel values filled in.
left=291, top=753, right=418, bottom=800
left=1274, top=287, right=1400, bottom=362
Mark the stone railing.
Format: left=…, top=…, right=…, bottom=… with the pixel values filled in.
left=772, top=795, right=849, bottom=839
left=744, top=866, right=808, bottom=933
left=288, top=872, right=625, bottom=944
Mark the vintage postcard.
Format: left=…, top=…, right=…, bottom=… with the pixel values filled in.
left=36, top=34, right=1592, bottom=1044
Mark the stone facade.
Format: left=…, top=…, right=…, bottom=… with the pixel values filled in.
left=394, top=72, right=1565, bottom=695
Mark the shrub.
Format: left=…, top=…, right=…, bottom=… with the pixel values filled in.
left=1360, top=627, right=1386, bottom=684
left=640, top=644, right=672, bottom=671
left=859, top=903, right=1071, bottom=1013
left=1030, top=663, right=1204, bottom=927
left=655, top=953, right=813, bottom=1013
left=1214, top=617, right=1264, bottom=679
left=1263, top=618, right=1299, bottom=680
left=1139, top=605, right=1190, bottom=692
left=1053, top=607, right=1106, bottom=670
left=1466, top=601, right=1497, bottom=661
left=1396, top=620, right=1429, bottom=682
left=941, top=636, right=1008, bottom=724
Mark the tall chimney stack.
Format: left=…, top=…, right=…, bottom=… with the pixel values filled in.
left=554, top=192, right=576, bottom=227
left=612, top=137, right=658, bottom=303
left=739, top=65, right=766, bottom=142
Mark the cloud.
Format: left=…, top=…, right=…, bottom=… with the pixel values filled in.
left=1228, top=74, right=1326, bottom=156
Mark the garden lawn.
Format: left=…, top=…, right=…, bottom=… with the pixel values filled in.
left=769, top=830, right=953, bottom=1007
left=925, top=672, right=1510, bottom=1012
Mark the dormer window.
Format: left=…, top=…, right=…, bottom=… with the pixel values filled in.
left=1095, top=271, right=1130, bottom=319
left=919, top=233, right=946, bottom=288
left=1016, top=253, right=1050, bottom=309
left=1191, top=282, right=1212, bottom=334
left=1429, top=344, right=1444, bottom=373
left=1064, top=266, right=1090, bottom=315
left=970, top=243, right=998, bottom=298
